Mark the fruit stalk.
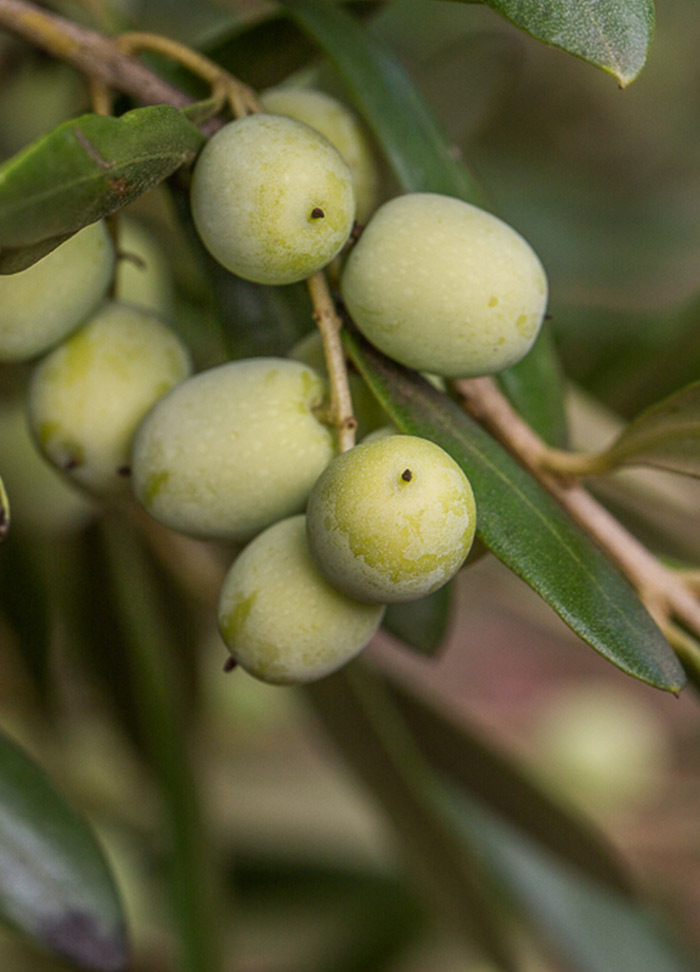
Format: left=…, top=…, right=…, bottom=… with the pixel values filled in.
left=307, top=270, right=357, bottom=453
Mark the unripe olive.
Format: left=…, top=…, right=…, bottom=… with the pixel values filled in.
left=131, top=358, right=336, bottom=541
left=259, top=87, right=379, bottom=222
left=0, top=222, right=115, bottom=362
left=190, top=114, right=356, bottom=285
left=341, top=193, right=548, bottom=377
left=0, top=395, right=97, bottom=533
left=27, top=301, right=192, bottom=493
left=218, top=515, right=385, bottom=684
left=306, top=435, right=476, bottom=603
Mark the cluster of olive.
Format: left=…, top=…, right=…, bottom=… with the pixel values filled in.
left=0, top=87, right=548, bottom=685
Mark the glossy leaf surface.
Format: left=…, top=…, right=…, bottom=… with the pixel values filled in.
left=345, top=330, right=684, bottom=692
left=0, top=106, right=203, bottom=255
left=472, top=0, right=654, bottom=86
left=0, top=729, right=128, bottom=969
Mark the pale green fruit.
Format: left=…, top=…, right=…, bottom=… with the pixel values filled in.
left=341, top=193, right=548, bottom=377
left=218, top=515, right=385, bottom=684
left=190, top=114, right=356, bottom=284
left=307, top=435, right=476, bottom=603
left=0, top=222, right=115, bottom=362
left=289, top=330, right=388, bottom=439
left=132, top=358, right=336, bottom=541
left=0, top=395, right=97, bottom=533
left=116, top=218, right=174, bottom=316
left=259, top=87, right=379, bottom=222
left=28, top=301, right=192, bottom=493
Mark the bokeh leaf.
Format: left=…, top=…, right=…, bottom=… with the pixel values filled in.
left=593, top=380, right=700, bottom=477
left=0, top=728, right=128, bottom=970
left=305, top=666, right=519, bottom=971
left=470, top=0, right=654, bottom=86
left=453, top=797, right=698, bottom=972
left=0, top=106, right=203, bottom=254
left=345, top=329, right=684, bottom=692
left=382, top=583, right=453, bottom=657
left=383, top=673, right=633, bottom=895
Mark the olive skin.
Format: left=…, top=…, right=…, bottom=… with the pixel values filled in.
left=218, top=515, right=385, bottom=685
left=306, top=434, right=476, bottom=603
left=190, top=114, right=356, bottom=285
left=341, top=193, right=548, bottom=378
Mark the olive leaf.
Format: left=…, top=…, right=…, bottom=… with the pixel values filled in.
left=0, top=728, right=128, bottom=970
left=452, top=0, right=655, bottom=86
left=0, top=105, right=204, bottom=262
left=584, top=380, right=700, bottom=478
left=345, top=329, right=685, bottom=693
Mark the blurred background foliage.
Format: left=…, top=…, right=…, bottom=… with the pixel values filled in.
left=2, top=0, right=700, bottom=970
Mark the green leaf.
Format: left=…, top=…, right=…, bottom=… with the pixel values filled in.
left=382, top=673, right=633, bottom=895
left=594, top=380, right=700, bottom=478
left=280, top=0, right=487, bottom=205
left=472, top=0, right=654, bottom=86
left=345, top=329, right=685, bottom=692
left=0, top=106, right=204, bottom=254
left=382, top=582, right=453, bottom=657
left=453, top=797, right=698, bottom=972
left=0, top=728, right=128, bottom=970
left=0, top=473, right=8, bottom=539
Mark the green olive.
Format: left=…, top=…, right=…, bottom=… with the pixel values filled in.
left=190, top=114, right=356, bottom=285
left=218, top=515, right=385, bottom=684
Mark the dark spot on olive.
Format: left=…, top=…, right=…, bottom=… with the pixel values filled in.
left=223, top=657, right=237, bottom=673
left=401, top=469, right=412, bottom=482
left=310, top=207, right=325, bottom=219
left=64, top=457, right=80, bottom=471
left=117, top=465, right=131, bottom=477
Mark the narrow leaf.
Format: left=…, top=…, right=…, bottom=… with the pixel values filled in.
left=281, top=0, right=486, bottom=205
left=596, top=380, right=700, bottom=478
left=382, top=583, right=453, bottom=657
left=382, top=673, right=633, bottom=895
left=474, top=0, right=655, bottom=86
left=345, top=329, right=685, bottom=692
left=305, top=666, right=519, bottom=971
left=0, top=729, right=128, bottom=970
left=0, top=106, right=204, bottom=253
left=453, top=798, right=698, bottom=972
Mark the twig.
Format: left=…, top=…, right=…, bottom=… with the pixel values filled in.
left=0, top=0, right=192, bottom=108
left=307, top=271, right=357, bottom=453
left=456, top=376, right=700, bottom=643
